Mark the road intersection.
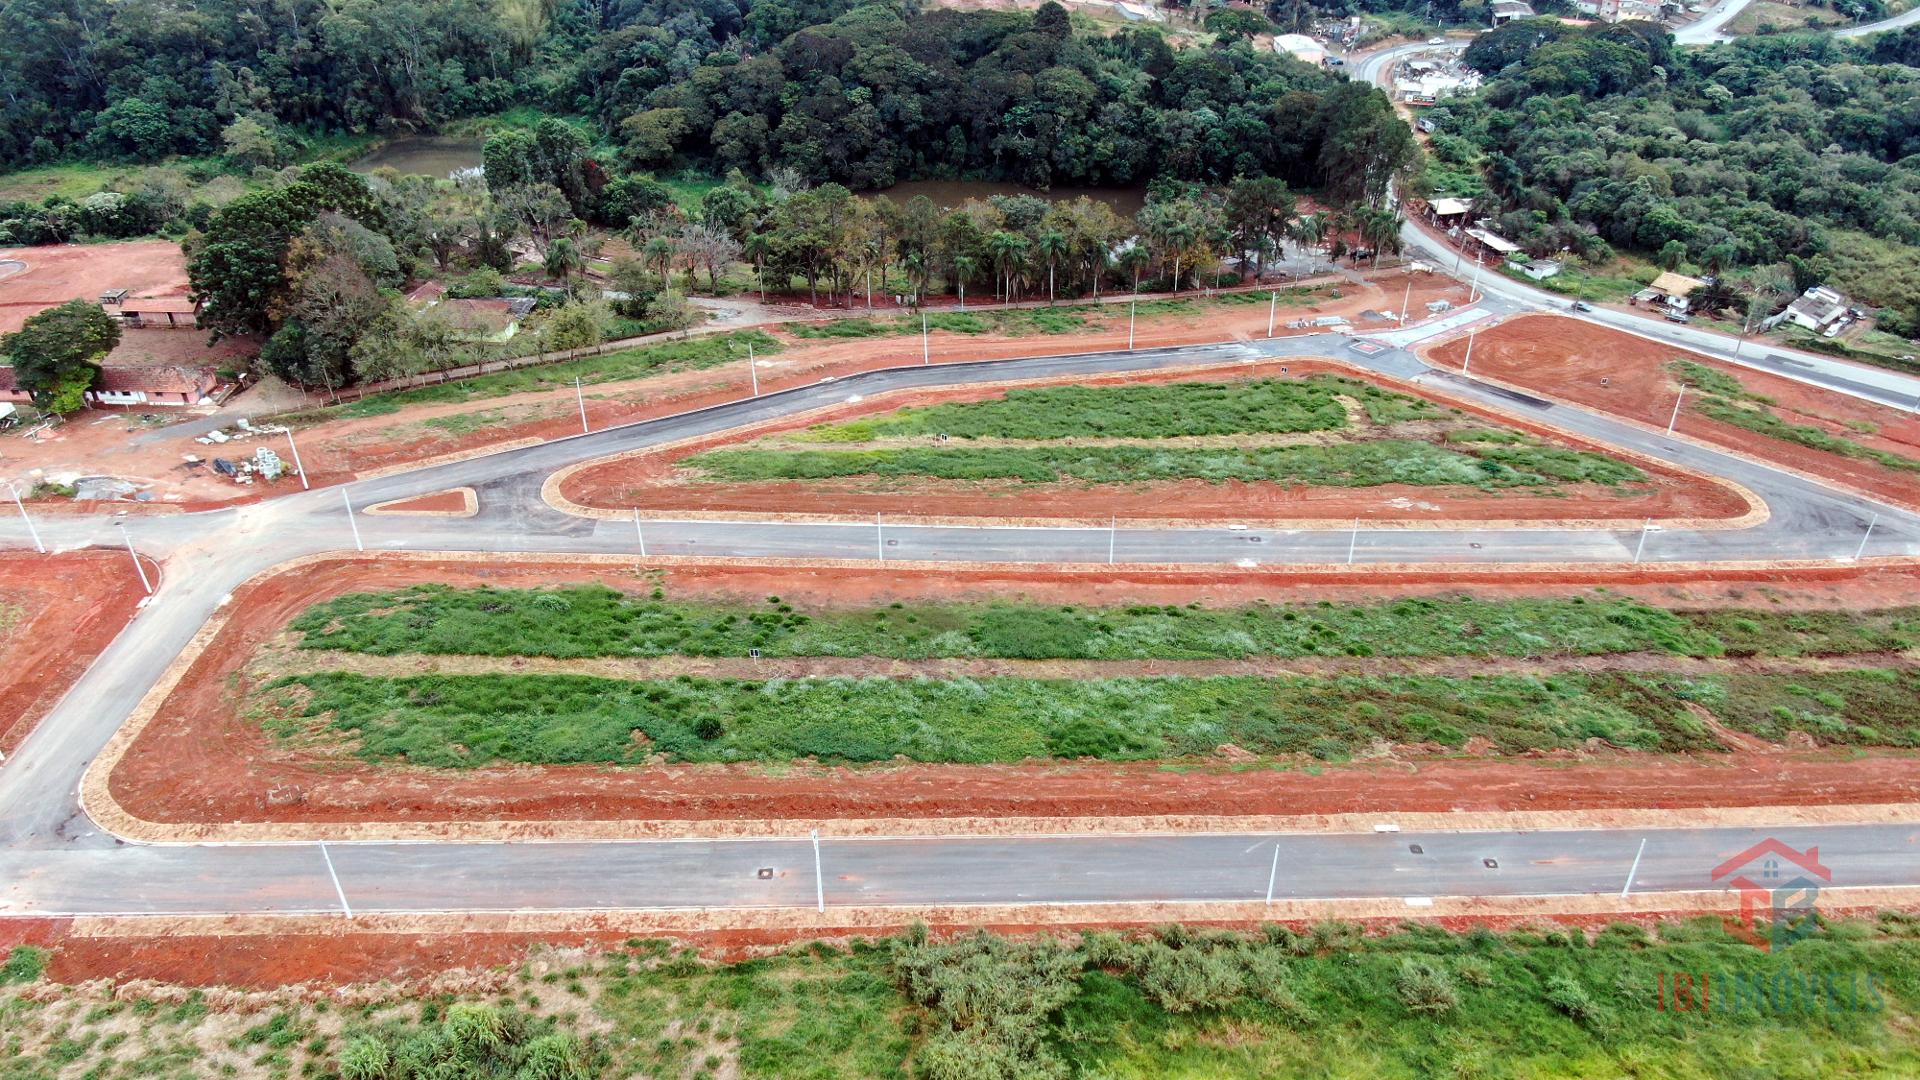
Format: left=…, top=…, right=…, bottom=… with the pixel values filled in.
left=1, top=328, right=1916, bottom=922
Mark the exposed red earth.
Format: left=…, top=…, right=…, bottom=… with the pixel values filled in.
left=1427, top=314, right=1920, bottom=510
left=554, top=361, right=1750, bottom=526
left=106, top=555, right=1920, bottom=831
left=0, top=550, right=147, bottom=755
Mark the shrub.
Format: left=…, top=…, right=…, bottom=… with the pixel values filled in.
left=1395, top=958, right=1460, bottom=1016
left=1, top=946, right=47, bottom=984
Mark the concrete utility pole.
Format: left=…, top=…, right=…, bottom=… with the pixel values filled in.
left=1346, top=517, right=1360, bottom=565
left=1667, top=387, right=1685, bottom=435
left=1399, top=273, right=1414, bottom=325
left=341, top=488, right=364, bottom=552
left=284, top=429, right=309, bottom=490
left=875, top=512, right=884, bottom=561
left=921, top=310, right=930, bottom=365
left=5, top=480, right=43, bottom=554
left=1468, top=254, right=1483, bottom=304
left=575, top=377, right=589, bottom=434
left=1462, top=327, right=1477, bottom=375
left=1267, top=291, right=1278, bottom=337
left=748, top=342, right=759, bottom=396
left=114, top=520, right=152, bottom=595
left=1108, top=515, right=1117, bottom=565
left=633, top=507, right=647, bottom=557
left=1632, top=518, right=1652, bottom=564
left=1128, top=302, right=1136, bottom=350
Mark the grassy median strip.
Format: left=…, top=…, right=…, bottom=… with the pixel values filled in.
left=290, top=585, right=1920, bottom=661
left=683, top=439, right=1644, bottom=488
left=261, top=669, right=1765, bottom=767
left=797, top=378, right=1366, bottom=440
left=1671, top=359, right=1920, bottom=475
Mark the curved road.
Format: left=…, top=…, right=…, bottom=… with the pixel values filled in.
left=0, top=333, right=1916, bottom=921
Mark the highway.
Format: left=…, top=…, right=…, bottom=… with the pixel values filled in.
left=0, top=328, right=1916, bottom=922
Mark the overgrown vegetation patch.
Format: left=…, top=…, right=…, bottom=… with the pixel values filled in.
left=290, top=585, right=1920, bottom=662
left=6, top=916, right=1920, bottom=1079
left=1671, top=360, right=1920, bottom=475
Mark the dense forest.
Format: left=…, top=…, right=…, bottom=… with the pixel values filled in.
left=0, top=0, right=1409, bottom=195
left=1436, top=20, right=1920, bottom=328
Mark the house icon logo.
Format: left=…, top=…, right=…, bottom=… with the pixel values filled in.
left=1710, top=838, right=1831, bottom=951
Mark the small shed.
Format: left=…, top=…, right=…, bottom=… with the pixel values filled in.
left=111, top=296, right=202, bottom=329
left=85, top=365, right=220, bottom=407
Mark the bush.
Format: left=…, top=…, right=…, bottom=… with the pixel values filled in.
left=1133, top=943, right=1245, bottom=1013
left=1, top=946, right=47, bottom=984
left=1395, top=958, right=1459, bottom=1016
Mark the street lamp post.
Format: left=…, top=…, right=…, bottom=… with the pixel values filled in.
left=1128, top=301, right=1136, bottom=350
left=341, top=488, right=364, bottom=552
left=284, top=429, right=309, bottom=490
left=921, top=310, right=930, bottom=365
left=748, top=342, right=759, bottom=396
left=1267, top=291, right=1277, bottom=337
left=114, top=521, right=153, bottom=595
left=1667, top=387, right=1686, bottom=435
left=1462, top=327, right=1477, bottom=375
left=574, top=377, right=589, bottom=434
left=5, top=480, right=43, bottom=554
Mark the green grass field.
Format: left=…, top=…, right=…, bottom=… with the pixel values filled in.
left=289, top=585, right=1920, bottom=663
left=265, top=666, right=1920, bottom=768
left=6, top=917, right=1920, bottom=1079
left=270, top=330, right=778, bottom=424
left=1671, top=360, right=1920, bottom=475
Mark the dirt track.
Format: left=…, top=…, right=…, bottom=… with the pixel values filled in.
left=1427, top=314, right=1920, bottom=510
left=555, top=360, right=1751, bottom=527
left=104, top=554, right=1920, bottom=833
left=0, top=550, right=145, bottom=756
left=0, top=241, right=188, bottom=333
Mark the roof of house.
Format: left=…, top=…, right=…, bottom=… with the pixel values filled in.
left=1464, top=227, right=1520, bottom=254
left=435, top=297, right=537, bottom=336
left=1429, top=197, right=1473, bottom=217
left=1491, top=0, right=1535, bottom=12
left=405, top=280, right=448, bottom=305
left=118, top=295, right=200, bottom=314
left=93, top=365, right=217, bottom=395
left=1648, top=271, right=1705, bottom=296
left=1787, top=286, right=1848, bottom=325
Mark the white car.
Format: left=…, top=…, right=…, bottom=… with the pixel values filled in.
left=1427, top=36, right=1445, bottom=44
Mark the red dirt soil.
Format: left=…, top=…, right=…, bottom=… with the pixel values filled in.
left=1428, top=314, right=1920, bottom=510
left=0, top=550, right=146, bottom=755
left=557, top=361, right=1749, bottom=525
left=109, top=555, right=1920, bottom=830
left=26, top=274, right=1469, bottom=515
left=0, top=240, right=189, bottom=333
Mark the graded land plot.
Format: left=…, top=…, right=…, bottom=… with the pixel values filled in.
left=106, top=556, right=1920, bottom=832
left=4, top=917, right=1920, bottom=1079
left=0, top=240, right=189, bottom=333
left=1425, top=315, right=1920, bottom=510
left=555, top=363, right=1748, bottom=526
left=0, top=550, right=146, bottom=755
left=47, top=274, right=1463, bottom=514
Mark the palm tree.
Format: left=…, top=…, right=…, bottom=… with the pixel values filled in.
left=642, top=235, right=676, bottom=290
left=986, top=231, right=1028, bottom=304
left=1289, top=213, right=1326, bottom=263
left=1084, top=242, right=1110, bottom=300
left=1037, top=229, right=1070, bottom=304
left=950, top=254, right=977, bottom=308
left=1118, top=244, right=1152, bottom=295
left=902, top=250, right=929, bottom=305
left=544, top=237, right=584, bottom=288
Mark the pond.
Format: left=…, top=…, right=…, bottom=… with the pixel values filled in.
left=872, top=179, right=1147, bottom=217
left=349, top=136, right=485, bottom=179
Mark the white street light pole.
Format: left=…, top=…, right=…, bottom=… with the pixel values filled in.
left=1732, top=310, right=1752, bottom=362
left=1667, top=387, right=1685, bottom=435
left=1854, top=513, right=1879, bottom=561
left=748, top=341, right=759, bottom=396
left=1346, top=517, right=1360, bottom=565
left=1462, top=327, right=1477, bottom=375
left=1128, top=301, right=1136, bottom=350
left=1468, top=254, right=1482, bottom=304
left=5, top=480, right=44, bottom=554
left=1108, top=515, right=1117, bottom=565
left=633, top=506, right=647, bottom=557
left=341, top=487, right=364, bottom=552
left=1632, top=518, right=1651, bottom=564
left=575, top=376, right=589, bottom=434
left=1399, top=273, right=1414, bottom=324
left=875, top=512, right=884, bottom=561
left=284, top=429, right=309, bottom=490
left=921, top=310, right=930, bottom=365
left=114, top=521, right=153, bottom=595
left=1267, top=290, right=1277, bottom=337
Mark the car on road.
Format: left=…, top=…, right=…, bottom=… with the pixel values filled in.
left=1568, top=301, right=1593, bottom=313
left=1427, top=36, right=1446, bottom=44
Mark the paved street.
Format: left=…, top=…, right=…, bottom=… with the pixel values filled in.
left=0, top=333, right=1916, bottom=920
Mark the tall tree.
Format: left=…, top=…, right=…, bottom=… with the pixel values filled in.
left=3, top=299, right=120, bottom=414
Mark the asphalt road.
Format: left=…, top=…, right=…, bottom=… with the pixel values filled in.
left=0, top=331, right=1916, bottom=921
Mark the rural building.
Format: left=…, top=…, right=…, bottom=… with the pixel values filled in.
left=1427, top=197, right=1474, bottom=224
left=1633, top=271, right=1705, bottom=317
left=105, top=295, right=201, bottom=329
left=434, top=297, right=538, bottom=343
left=1514, top=258, right=1563, bottom=281
left=0, top=363, right=219, bottom=407
left=1461, top=226, right=1521, bottom=262
left=1490, top=0, right=1536, bottom=23
left=1768, top=286, right=1852, bottom=335
left=86, top=364, right=220, bottom=407
left=1272, top=34, right=1327, bottom=64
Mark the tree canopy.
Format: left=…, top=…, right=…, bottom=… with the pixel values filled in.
left=2, top=299, right=121, bottom=413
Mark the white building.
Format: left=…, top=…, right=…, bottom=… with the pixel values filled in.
left=1273, top=33, right=1327, bottom=65
left=1768, top=286, right=1852, bottom=335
